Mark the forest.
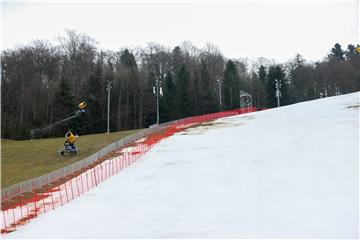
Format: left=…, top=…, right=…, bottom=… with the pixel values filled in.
left=1, top=30, right=359, bottom=139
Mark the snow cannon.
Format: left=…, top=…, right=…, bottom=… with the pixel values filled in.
left=356, top=47, right=360, bottom=54
left=65, top=131, right=77, bottom=143
left=60, top=130, right=78, bottom=156
left=75, top=101, right=87, bottom=116
left=79, top=101, right=87, bottom=110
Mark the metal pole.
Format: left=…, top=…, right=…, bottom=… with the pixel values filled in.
left=218, top=79, right=222, bottom=110
left=277, top=94, right=280, bottom=108
left=107, top=82, right=111, bottom=133
left=219, top=82, right=222, bottom=109
left=275, top=80, right=281, bottom=108
left=239, top=90, right=241, bottom=108
left=156, top=78, right=160, bottom=125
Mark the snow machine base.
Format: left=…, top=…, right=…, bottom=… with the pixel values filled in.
left=59, top=146, right=79, bottom=156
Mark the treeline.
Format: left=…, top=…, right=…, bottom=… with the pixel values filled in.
left=1, top=30, right=359, bottom=139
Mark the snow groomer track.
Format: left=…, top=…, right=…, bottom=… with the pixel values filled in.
left=1, top=107, right=256, bottom=234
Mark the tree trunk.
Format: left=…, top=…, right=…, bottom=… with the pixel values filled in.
left=117, top=89, right=122, bottom=131
left=19, top=86, right=25, bottom=125
left=138, top=89, right=143, bottom=128
left=125, top=89, right=129, bottom=130
left=33, top=102, right=36, bottom=121
left=133, top=94, right=137, bottom=129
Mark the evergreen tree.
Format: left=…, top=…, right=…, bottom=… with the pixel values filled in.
left=288, top=54, right=316, bottom=102
left=258, top=65, right=267, bottom=82
left=177, top=64, right=192, bottom=118
left=119, top=49, right=140, bottom=129
left=121, top=49, right=137, bottom=68
left=223, top=60, right=240, bottom=110
left=345, top=44, right=357, bottom=60
left=193, top=69, right=200, bottom=115
left=84, top=61, right=106, bottom=134
left=171, top=46, right=184, bottom=76
left=199, top=60, right=216, bottom=113
left=330, top=43, right=345, bottom=61
left=52, top=77, right=76, bottom=135
left=255, top=65, right=267, bottom=109
left=162, top=72, right=178, bottom=121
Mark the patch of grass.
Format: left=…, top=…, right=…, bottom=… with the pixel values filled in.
left=1, top=130, right=140, bottom=188
left=347, top=104, right=360, bottom=109
left=180, top=119, right=245, bottom=135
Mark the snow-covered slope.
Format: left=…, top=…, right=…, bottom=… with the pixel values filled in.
left=7, top=93, right=359, bottom=238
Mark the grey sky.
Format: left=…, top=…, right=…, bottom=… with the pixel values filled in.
left=2, top=0, right=359, bottom=62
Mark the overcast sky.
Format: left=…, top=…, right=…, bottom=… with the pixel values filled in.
left=1, top=0, right=359, bottom=63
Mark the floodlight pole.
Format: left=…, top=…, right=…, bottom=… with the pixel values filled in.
left=152, top=63, right=166, bottom=125
left=275, top=79, right=282, bottom=108
left=239, top=90, right=241, bottom=108
left=156, top=78, right=160, bottom=125
left=153, top=71, right=164, bottom=125
left=217, top=78, right=222, bottom=110
left=106, top=81, right=112, bottom=133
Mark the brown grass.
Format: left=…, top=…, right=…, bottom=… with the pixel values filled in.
left=1, top=130, right=140, bottom=188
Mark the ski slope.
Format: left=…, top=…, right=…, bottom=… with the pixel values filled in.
left=7, top=93, right=359, bottom=238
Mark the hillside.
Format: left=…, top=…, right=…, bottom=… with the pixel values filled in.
left=1, top=129, right=140, bottom=188
left=7, top=92, right=359, bottom=238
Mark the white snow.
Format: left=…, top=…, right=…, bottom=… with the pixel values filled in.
left=6, top=92, right=359, bottom=238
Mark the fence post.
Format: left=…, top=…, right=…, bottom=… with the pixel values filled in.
left=64, top=183, right=69, bottom=203
left=76, top=177, right=80, bottom=197
left=70, top=179, right=75, bottom=200
left=50, top=189, right=55, bottom=209
left=90, top=170, right=94, bottom=188
left=80, top=175, right=84, bottom=194
left=42, top=198, right=46, bottom=213
left=112, top=160, right=115, bottom=175
left=120, top=156, right=123, bottom=171
left=116, top=158, right=120, bottom=173
left=93, top=169, right=98, bottom=187
left=19, top=198, right=23, bottom=220
left=33, top=191, right=37, bottom=217
left=86, top=172, right=90, bottom=192
left=3, top=210, right=7, bottom=230
left=110, top=160, right=113, bottom=175
left=26, top=200, right=30, bottom=217
left=12, top=208, right=16, bottom=229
